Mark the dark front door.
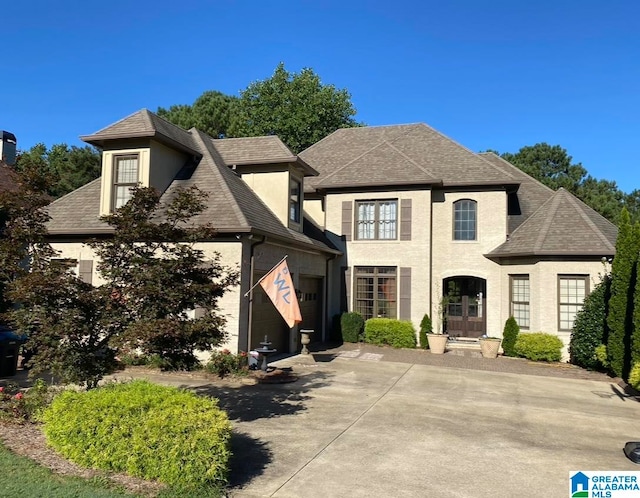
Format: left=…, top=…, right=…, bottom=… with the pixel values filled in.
left=443, top=277, right=486, bottom=338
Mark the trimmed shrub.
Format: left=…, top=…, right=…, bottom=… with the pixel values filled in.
left=364, top=318, right=416, bottom=349
left=419, top=314, right=432, bottom=349
left=502, top=316, right=520, bottom=357
left=629, top=363, right=640, bottom=390
left=514, top=332, right=563, bottom=362
left=42, top=380, right=231, bottom=489
left=570, top=276, right=611, bottom=370
left=205, top=349, right=248, bottom=378
left=595, top=344, right=610, bottom=369
left=340, top=312, right=364, bottom=343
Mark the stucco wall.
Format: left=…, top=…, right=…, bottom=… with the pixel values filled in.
left=240, top=170, right=304, bottom=231
left=148, top=140, right=188, bottom=195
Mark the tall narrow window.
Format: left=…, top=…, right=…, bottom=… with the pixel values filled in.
left=354, top=266, right=397, bottom=320
left=355, top=200, right=397, bottom=240
left=453, top=199, right=477, bottom=240
left=558, top=275, right=588, bottom=330
left=510, top=275, right=530, bottom=329
left=113, top=155, right=139, bottom=210
left=290, top=178, right=301, bottom=223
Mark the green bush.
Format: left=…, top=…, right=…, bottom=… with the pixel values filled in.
left=42, top=380, right=231, bottom=489
left=570, top=276, right=610, bottom=370
left=340, top=312, right=364, bottom=343
left=205, top=349, right=248, bottom=377
left=502, top=316, right=520, bottom=357
left=629, top=363, right=640, bottom=390
left=364, top=318, right=416, bottom=348
left=0, top=379, right=56, bottom=423
left=514, top=332, right=563, bottom=362
left=595, top=344, right=610, bottom=370
left=419, top=314, right=432, bottom=349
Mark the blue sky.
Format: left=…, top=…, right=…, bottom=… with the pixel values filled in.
left=4, top=0, right=639, bottom=192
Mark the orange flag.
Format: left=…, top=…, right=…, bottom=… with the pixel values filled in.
left=259, top=259, right=302, bottom=328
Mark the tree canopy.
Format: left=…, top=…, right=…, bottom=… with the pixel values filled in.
left=498, top=143, right=638, bottom=224
left=15, top=143, right=101, bottom=199
left=5, top=180, right=239, bottom=388
left=157, top=63, right=361, bottom=153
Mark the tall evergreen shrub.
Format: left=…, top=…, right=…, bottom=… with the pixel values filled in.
left=607, top=209, right=639, bottom=379
left=419, top=314, right=432, bottom=349
left=340, top=312, right=364, bottom=343
left=502, top=316, right=520, bottom=357
left=633, top=254, right=640, bottom=370
left=570, top=275, right=611, bottom=370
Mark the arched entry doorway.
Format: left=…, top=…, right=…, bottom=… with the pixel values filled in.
left=443, top=276, right=486, bottom=338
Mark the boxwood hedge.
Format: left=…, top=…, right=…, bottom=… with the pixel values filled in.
left=514, top=332, right=563, bottom=362
left=364, top=318, right=416, bottom=348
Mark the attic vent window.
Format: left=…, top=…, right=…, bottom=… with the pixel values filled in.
left=113, top=154, right=139, bottom=210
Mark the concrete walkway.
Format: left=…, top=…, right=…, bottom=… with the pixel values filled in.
left=115, top=346, right=640, bottom=498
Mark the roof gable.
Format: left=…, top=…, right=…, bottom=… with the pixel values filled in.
left=301, top=123, right=520, bottom=190
left=488, top=188, right=617, bottom=258
left=81, top=109, right=199, bottom=155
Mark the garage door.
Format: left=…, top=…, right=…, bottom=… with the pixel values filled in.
left=250, top=284, right=289, bottom=353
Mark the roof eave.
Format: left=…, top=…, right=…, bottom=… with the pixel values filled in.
left=81, top=131, right=202, bottom=157
left=485, top=250, right=616, bottom=259
left=230, top=157, right=319, bottom=176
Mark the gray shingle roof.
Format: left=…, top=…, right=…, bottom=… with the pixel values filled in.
left=300, top=124, right=520, bottom=190
left=487, top=188, right=617, bottom=258
left=81, top=109, right=200, bottom=155
left=47, top=111, right=338, bottom=254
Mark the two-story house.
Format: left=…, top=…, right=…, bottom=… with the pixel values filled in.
left=45, top=109, right=340, bottom=355
left=300, top=124, right=617, bottom=357
left=46, top=111, right=616, bottom=359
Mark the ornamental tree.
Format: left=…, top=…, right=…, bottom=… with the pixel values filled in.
left=9, top=184, right=239, bottom=388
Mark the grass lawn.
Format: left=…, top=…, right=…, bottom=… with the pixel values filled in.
left=0, top=441, right=225, bottom=498
left=0, top=442, right=135, bottom=498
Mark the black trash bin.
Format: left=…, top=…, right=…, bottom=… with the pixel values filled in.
left=0, top=329, right=26, bottom=377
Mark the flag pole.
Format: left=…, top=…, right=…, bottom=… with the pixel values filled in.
left=243, top=254, right=288, bottom=297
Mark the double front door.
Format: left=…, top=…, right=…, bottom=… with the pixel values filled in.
left=443, top=277, right=486, bottom=338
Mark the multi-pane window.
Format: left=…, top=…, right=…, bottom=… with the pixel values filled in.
left=355, top=200, right=397, bottom=240
left=510, top=275, right=530, bottom=329
left=113, top=155, right=139, bottom=209
left=558, top=275, right=588, bottom=330
left=354, top=266, right=397, bottom=320
left=453, top=199, right=477, bottom=240
left=290, top=178, right=301, bottom=223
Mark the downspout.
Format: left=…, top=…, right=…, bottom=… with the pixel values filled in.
left=247, top=235, right=267, bottom=351
left=429, top=191, right=434, bottom=326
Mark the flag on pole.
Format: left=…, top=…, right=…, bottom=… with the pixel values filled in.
left=259, top=258, right=302, bottom=328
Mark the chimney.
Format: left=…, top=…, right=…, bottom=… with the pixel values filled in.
left=0, top=131, right=16, bottom=166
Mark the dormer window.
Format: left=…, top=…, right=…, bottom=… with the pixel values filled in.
left=290, top=178, right=301, bottom=223
left=113, top=154, right=139, bottom=210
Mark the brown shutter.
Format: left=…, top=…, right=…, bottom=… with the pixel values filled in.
left=399, top=267, right=411, bottom=320
left=400, top=199, right=412, bottom=241
left=78, top=260, right=93, bottom=284
left=344, top=267, right=352, bottom=312
left=342, top=201, right=352, bottom=241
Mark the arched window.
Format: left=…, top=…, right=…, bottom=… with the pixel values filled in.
left=453, top=199, right=476, bottom=240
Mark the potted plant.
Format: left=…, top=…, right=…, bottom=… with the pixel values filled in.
left=479, top=336, right=502, bottom=358
left=427, top=332, right=449, bottom=354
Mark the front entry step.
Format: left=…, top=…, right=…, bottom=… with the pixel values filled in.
left=447, top=337, right=481, bottom=350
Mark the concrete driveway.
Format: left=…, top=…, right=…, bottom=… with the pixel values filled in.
left=122, top=352, right=640, bottom=497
